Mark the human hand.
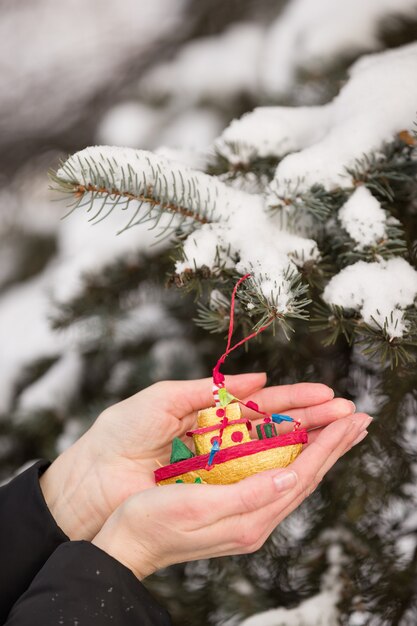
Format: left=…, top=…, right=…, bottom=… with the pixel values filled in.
left=40, top=374, right=356, bottom=540
left=92, top=412, right=372, bottom=579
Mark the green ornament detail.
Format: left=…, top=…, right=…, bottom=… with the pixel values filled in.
left=170, top=437, right=195, bottom=463
left=256, top=423, right=278, bottom=440
left=218, top=388, right=235, bottom=407
left=194, top=477, right=202, bottom=483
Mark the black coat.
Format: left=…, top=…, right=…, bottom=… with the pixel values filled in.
left=0, top=461, right=172, bottom=625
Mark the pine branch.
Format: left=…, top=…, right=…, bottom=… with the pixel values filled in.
left=312, top=302, right=417, bottom=367
left=194, top=270, right=311, bottom=339
left=330, top=218, right=408, bottom=267
left=167, top=265, right=237, bottom=299
left=346, top=134, right=417, bottom=204
left=69, top=181, right=209, bottom=225
left=50, top=147, right=249, bottom=237
left=194, top=302, right=231, bottom=334
left=207, top=143, right=279, bottom=185
left=355, top=311, right=417, bottom=369
left=49, top=139, right=417, bottom=369
left=267, top=182, right=347, bottom=226
left=311, top=302, right=357, bottom=347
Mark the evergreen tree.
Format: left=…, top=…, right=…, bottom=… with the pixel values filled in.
left=49, top=39, right=417, bottom=625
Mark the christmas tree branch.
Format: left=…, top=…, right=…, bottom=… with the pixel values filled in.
left=70, top=182, right=209, bottom=225
left=51, top=147, right=250, bottom=236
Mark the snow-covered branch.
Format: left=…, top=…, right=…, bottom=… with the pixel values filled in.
left=54, top=146, right=321, bottom=326
left=217, top=43, right=417, bottom=192
left=53, top=147, right=247, bottom=233
left=54, top=43, right=417, bottom=357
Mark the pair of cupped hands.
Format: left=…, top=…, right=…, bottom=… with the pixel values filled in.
left=40, top=373, right=372, bottom=580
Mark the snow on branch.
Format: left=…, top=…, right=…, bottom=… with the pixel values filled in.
left=53, top=43, right=417, bottom=353
left=55, top=147, right=321, bottom=315
left=216, top=43, right=417, bottom=192
left=54, top=148, right=321, bottom=324
left=216, top=105, right=330, bottom=165
left=323, top=258, right=417, bottom=340
left=176, top=212, right=318, bottom=326
left=53, top=146, right=251, bottom=235
left=338, top=186, right=388, bottom=250
left=204, top=44, right=417, bottom=347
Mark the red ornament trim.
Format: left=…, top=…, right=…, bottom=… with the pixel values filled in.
left=155, top=429, right=308, bottom=482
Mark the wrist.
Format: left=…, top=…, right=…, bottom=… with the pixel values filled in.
left=39, top=432, right=110, bottom=540
left=92, top=509, right=156, bottom=581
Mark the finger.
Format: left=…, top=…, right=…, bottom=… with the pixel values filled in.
left=248, top=398, right=356, bottom=437
left=253, top=418, right=372, bottom=546
left=140, top=415, right=371, bottom=563
left=152, top=468, right=295, bottom=529
left=240, top=383, right=334, bottom=420
left=154, top=415, right=364, bottom=528
left=287, top=397, right=355, bottom=427
left=256, top=415, right=372, bottom=532
left=202, top=414, right=371, bottom=555
left=146, top=372, right=267, bottom=419
left=306, top=426, right=369, bottom=453
left=284, top=413, right=371, bottom=491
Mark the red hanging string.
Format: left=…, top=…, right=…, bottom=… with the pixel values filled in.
left=212, top=274, right=274, bottom=386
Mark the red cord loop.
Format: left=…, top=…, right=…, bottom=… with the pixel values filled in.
left=212, top=274, right=273, bottom=386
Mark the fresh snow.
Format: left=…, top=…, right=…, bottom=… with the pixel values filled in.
left=338, top=187, right=387, bottom=249
left=59, top=146, right=319, bottom=311
left=217, top=105, right=330, bottom=165
left=4, top=7, right=417, bottom=422
left=57, top=146, right=250, bottom=227
left=177, top=214, right=319, bottom=310
left=323, top=258, right=417, bottom=339
left=217, top=43, right=417, bottom=192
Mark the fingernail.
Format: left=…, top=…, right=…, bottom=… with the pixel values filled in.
left=358, top=415, right=373, bottom=430
left=349, top=401, right=356, bottom=412
left=352, top=430, right=368, bottom=446
left=273, top=471, right=297, bottom=492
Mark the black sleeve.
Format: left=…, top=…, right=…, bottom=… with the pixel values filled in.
left=5, top=541, right=172, bottom=626
left=0, top=461, right=68, bottom=623
left=1, top=461, right=172, bottom=625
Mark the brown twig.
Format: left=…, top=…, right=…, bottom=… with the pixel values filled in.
left=74, top=183, right=209, bottom=224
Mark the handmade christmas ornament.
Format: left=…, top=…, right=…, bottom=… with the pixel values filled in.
left=154, top=275, right=308, bottom=486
